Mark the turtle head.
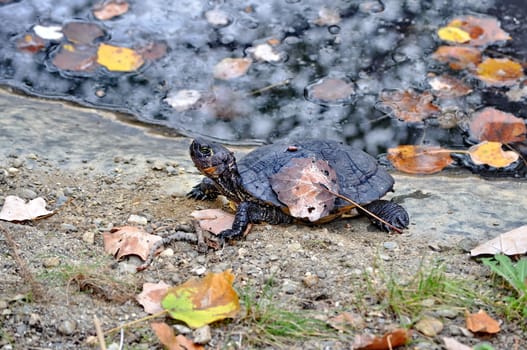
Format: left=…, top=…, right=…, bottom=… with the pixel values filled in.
left=190, top=138, right=237, bottom=180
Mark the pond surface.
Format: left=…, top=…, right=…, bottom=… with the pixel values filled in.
left=0, top=0, right=526, bottom=157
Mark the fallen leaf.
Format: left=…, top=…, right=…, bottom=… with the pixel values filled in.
left=52, top=43, right=99, bottom=72
left=428, top=75, right=472, bottom=98
left=151, top=322, right=204, bottom=350
left=137, top=41, right=168, bottom=61
left=102, top=226, right=162, bottom=261
left=443, top=16, right=511, bottom=46
left=96, top=43, right=144, bottom=72
left=414, top=315, right=444, bottom=337
left=379, top=90, right=439, bottom=123
left=432, top=45, right=482, bottom=70
left=470, top=225, right=527, bottom=256
left=465, top=309, right=500, bottom=334
left=62, top=22, right=105, bottom=45
left=269, top=157, right=338, bottom=222
left=16, top=33, right=46, bottom=53
left=93, top=0, right=129, bottom=21
left=327, top=312, right=365, bottom=331
left=469, top=107, right=526, bottom=143
left=469, top=141, right=519, bottom=168
left=437, top=26, right=471, bottom=44
left=213, top=58, right=252, bottom=80
left=475, top=58, right=524, bottom=86
left=442, top=337, right=472, bottom=350
left=0, top=195, right=54, bottom=221
left=161, top=270, right=240, bottom=329
left=387, top=145, right=454, bottom=174
left=204, top=9, right=231, bottom=27
left=247, top=43, right=283, bottom=62
left=352, top=328, right=412, bottom=350
left=190, top=208, right=252, bottom=236
left=314, top=7, right=341, bottom=26
left=33, top=25, right=63, bottom=41
left=136, top=281, right=170, bottom=314
left=164, top=89, right=203, bottom=112
left=305, top=77, right=356, bottom=105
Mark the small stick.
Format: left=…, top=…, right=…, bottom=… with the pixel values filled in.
left=248, top=79, right=290, bottom=96
left=93, top=315, right=107, bottom=350
left=104, top=310, right=168, bottom=335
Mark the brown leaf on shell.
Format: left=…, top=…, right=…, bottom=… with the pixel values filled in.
left=380, top=90, right=439, bottom=123
left=269, top=157, right=338, bottom=222
left=469, top=107, right=526, bottom=143
left=62, top=22, right=105, bottom=45
left=16, top=33, right=46, bottom=53
left=352, top=328, right=412, bottom=350
left=428, top=75, right=472, bottom=98
left=102, top=226, right=162, bottom=261
left=465, top=309, right=500, bottom=334
left=93, top=0, right=130, bottom=21
left=136, top=281, right=170, bottom=314
left=470, top=224, right=527, bottom=256
left=52, top=43, right=99, bottom=72
left=387, top=145, right=454, bottom=174
left=475, top=58, right=525, bottom=86
left=151, top=322, right=204, bottom=350
left=432, top=46, right=482, bottom=70
left=445, top=16, right=511, bottom=46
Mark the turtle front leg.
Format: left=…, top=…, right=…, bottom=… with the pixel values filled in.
left=362, top=200, right=409, bottom=232
left=219, top=201, right=293, bottom=240
left=187, top=178, right=220, bottom=200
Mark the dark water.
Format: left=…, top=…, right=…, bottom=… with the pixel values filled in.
left=0, top=0, right=526, bottom=156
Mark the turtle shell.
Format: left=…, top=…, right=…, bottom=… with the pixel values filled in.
left=238, top=139, right=394, bottom=212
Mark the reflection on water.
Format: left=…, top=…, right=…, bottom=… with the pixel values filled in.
left=0, top=0, right=526, bottom=156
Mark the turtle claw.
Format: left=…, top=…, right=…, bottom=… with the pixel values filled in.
left=218, top=228, right=244, bottom=241
left=187, top=182, right=218, bottom=201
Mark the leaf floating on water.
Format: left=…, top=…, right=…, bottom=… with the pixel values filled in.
left=247, top=43, right=283, bottom=62
left=305, top=77, right=356, bottom=105
left=379, top=90, right=440, bottom=123
left=102, top=226, right=162, bottom=261
left=475, top=58, right=524, bottom=86
left=314, top=7, right=341, bottom=26
left=0, top=195, right=54, bottom=222
left=469, top=107, right=526, bottom=143
left=387, top=145, right=454, bottom=174
left=428, top=75, right=472, bottom=98
left=471, top=225, right=527, bottom=256
left=468, top=141, right=519, bottom=168
left=96, top=43, right=144, bottom=72
left=432, top=46, right=482, bottom=70
left=213, top=57, right=252, bottom=80
left=164, top=89, right=202, bottom=112
left=16, top=33, right=46, bottom=53
left=437, top=26, right=471, bottom=43
left=465, top=310, right=500, bottom=334
left=93, top=0, right=130, bottom=21
left=151, top=322, right=205, bottom=350
left=161, top=270, right=240, bottom=329
left=443, top=16, right=511, bottom=47
left=62, top=22, right=105, bottom=45
left=352, top=328, right=412, bottom=350
left=137, top=41, right=168, bottom=61
left=52, top=43, right=99, bottom=72
left=205, top=9, right=231, bottom=27
left=270, top=157, right=338, bottom=222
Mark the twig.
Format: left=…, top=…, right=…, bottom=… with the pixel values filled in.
left=94, top=315, right=107, bottom=350
left=0, top=223, right=46, bottom=300
left=136, top=231, right=198, bottom=271
left=248, top=79, right=290, bottom=96
left=104, top=310, right=168, bottom=335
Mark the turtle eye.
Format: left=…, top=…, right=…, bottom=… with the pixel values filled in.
left=199, top=146, right=212, bottom=156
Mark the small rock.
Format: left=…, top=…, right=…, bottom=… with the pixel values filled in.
left=0, top=300, right=7, bottom=309
left=166, top=165, right=178, bottom=175
left=193, top=325, right=212, bottom=344
left=82, top=231, right=95, bottom=245
left=192, top=266, right=207, bottom=276
left=7, top=167, right=19, bottom=176
left=28, top=313, right=41, bottom=326
left=379, top=254, right=391, bottom=261
left=11, top=158, right=24, bottom=168
left=151, top=161, right=166, bottom=171
left=57, top=319, right=77, bottom=335
left=448, top=325, right=473, bottom=338
left=458, top=237, right=479, bottom=253
left=414, top=315, right=443, bottom=337
left=435, top=308, right=459, bottom=319
left=383, top=241, right=398, bottom=250
left=428, top=242, right=441, bottom=251
left=2, top=309, right=12, bottom=316
left=60, top=223, right=78, bottom=232
left=160, top=248, right=174, bottom=257
left=302, top=274, right=319, bottom=287
left=127, top=214, right=148, bottom=225
left=43, top=257, right=61, bottom=268
left=174, top=324, right=192, bottom=335
left=19, top=188, right=37, bottom=200
left=268, top=254, right=279, bottom=262
left=281, top=279, right=299, bottom=294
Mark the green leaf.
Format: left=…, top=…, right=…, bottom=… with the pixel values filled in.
left=482, top=255, right=527, bottom=295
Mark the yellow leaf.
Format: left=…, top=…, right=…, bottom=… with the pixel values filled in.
left=96, top=43, right=144, bottom=72
left=437, top=26, right=471, bottom=43
left=161, top=270, right=240, bottom=328
left=476, top=58, right=524, bottom=86
left=469, top=141, right=519, bottom=168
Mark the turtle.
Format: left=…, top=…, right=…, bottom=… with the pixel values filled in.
left=188, top=138, right=409, bottom=240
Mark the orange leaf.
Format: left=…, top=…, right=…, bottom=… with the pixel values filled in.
left=445, top=16, right=511, bottom=46
left=379, top=90, right=439, bottom=122
left=102, top=226, right=162, bottom=261
left=469, top=107, right=526, bottom=143
left=432, top=46, right=482, bottom=70
left=93, top=0, right=130, bottom=21
left=191, top=208, right=252, bottom=236
left=387, top=145, right=454, bottom=174
left=213, top=58, right=252, bottom=80
left=151, top=322, right=204, bottom=350
left=476, top=58, right=524, bottom=86
left=16, top=33, right=46, bottom=53
left=465, top=309, right=500, bottom=334
left=468, top=141, right=519, bottom=168
left=353, top=328, right=412, bottom=350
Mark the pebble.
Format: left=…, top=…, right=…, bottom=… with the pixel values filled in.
left=281, top=279, right=299, bottom=294
left=151, top=161, right=166, bottom=171
left=192, top=266, right=207, bottom=276
left=127, top=214, right=148, bottom=225
left=160, top=248, right=174, bottom=257
left=458, top=237, right=479, bottom=253
left=7, top=167, right=19, bottom=176
left=43, top=257, right=61, bottom=268
left=60, top=223, right=78, bottom=232
left=302, top=274, right=319, bottom=287
left=174, top=324, right=192, bottom=335
left=435, top=307, right=459, bottom=319
left=28, top=313, right=41, bottom=326
left=414, top=315, right=443, bottom=337
left=193, top=325, right=212, bottom=344
left=19, top=188, right=37, bottom=200
left=57, top=319, right=77, bottom=335
left=379, top=254, right=391, bottom=261
left=11, top=158, right=24, bottom=168
left=82, top=231, right=95, bottom=244
left=383, top=241, right=398, bottom=250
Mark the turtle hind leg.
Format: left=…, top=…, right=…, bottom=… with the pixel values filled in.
left=362, top=200, right=409, bottom=232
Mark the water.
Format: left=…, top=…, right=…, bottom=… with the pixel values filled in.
left=0, top=0, right=526, bottom=157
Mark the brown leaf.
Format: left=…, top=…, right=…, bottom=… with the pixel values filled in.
left=468, top=141, right=519, bottom=168
left=150, top=322, right=204, bottom=350
left=475, top=58, right=525, bottom=86
left=428, top=75, right=472, bottom=98
left=0, top=196, right=54, bottom=221
left=191, top=209, right=252, bottom=236
left=213, top=58, right=252, bottom=80
left=352, top=328, right=412, bottom=350
left=470, top=224, right=527, bottom=256
left=442, top=337, right=472, bottom=350
left=305, top=77, right=356, bottom=105
left=16, top=33, right=46, bottom=53
left=136, top=281, right=170, bottom=314
left=102, top=226, right=162, bottom=261
left=269, top=157, right=338, bottom=222
left=387, top=145, right=454, bottom=174
left=137, top=41, right=168, bottom=61
left=469, top=107, right=526, bottom=143
left=432, top=46, right=482, bottom=70
left=379, top=90, right=439, bottom=122
left=445, top=16, right=511, bottom=46
left=465, top=309, right=500, bottom=334
left=52, top=43, right=99, bottom=72
left=93, top=0, right=130, bottom=21
left=62, top=22, right=105, bottom=45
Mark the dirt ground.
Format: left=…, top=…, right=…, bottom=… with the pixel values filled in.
left=0, top=89, right=526, bottom=349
